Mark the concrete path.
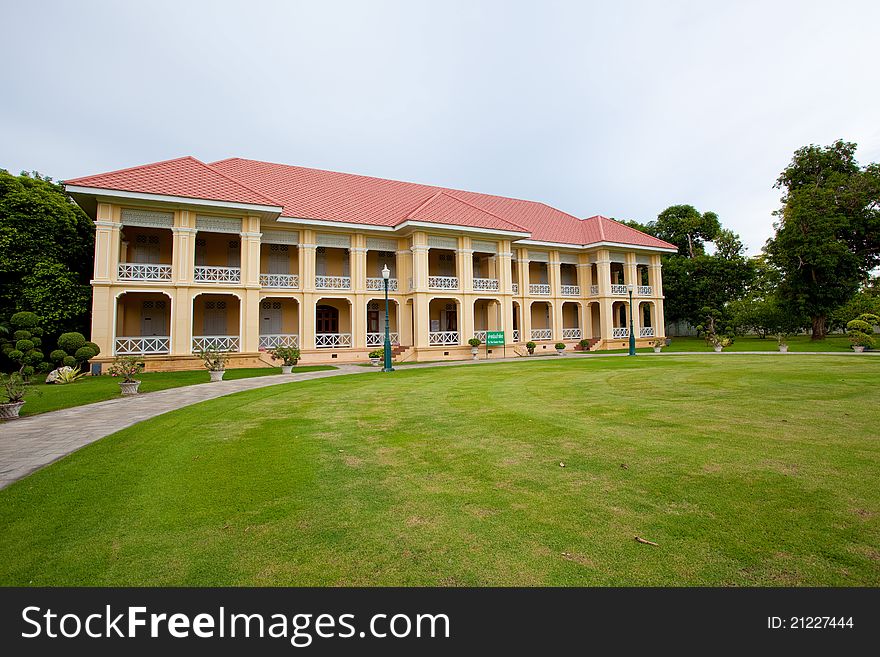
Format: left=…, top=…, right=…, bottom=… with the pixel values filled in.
left=0, top=350, right=876, bottom=489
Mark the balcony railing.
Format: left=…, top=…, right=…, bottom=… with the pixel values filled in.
left=639, top=327, right=655, bottom=337
left=512, top=282, right=519, bottom=294
left=612, top=327, right=629, bottom=338
left=473, top=330, right=487, bottom=343
left=192, top=335, right=240, bottom=352
left=512, top=329, right=520, bottom=342
left=531, top=328, right=552, bottom=341
left=429, top=331, right=459, bottom=346
left=366, top=277, right=398, bottom=291
left=315, top=275, right=351, bottom=290
left=194, top=266, right=241, bottom=284
left=610, top=284, right=628, bottom=295
left=118, top=263, right=172, bottom=281
left=562, top=327, right=581, bottom=340
left=115, top=336, right=170, bottom=355
left=473, top=278, right=499, bottom=292
left=259, top=334, right=299, bottom=349
left=315, top=333, right=352, bottom=348
left=366, top=332, right=400, bottom=347
left=638, top=285, right=653, bottom=296
left=428, top=275, right=459, bottom=290
left=529, top=283, right=551, bottom=295
left=260, top=273, right=299, bottom=288
left=590, top=285, right=599, bottom=296
left=560, top=285, right=580, bottom=296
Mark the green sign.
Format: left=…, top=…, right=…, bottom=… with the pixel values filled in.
left=486, top=331, right=505, bottom=346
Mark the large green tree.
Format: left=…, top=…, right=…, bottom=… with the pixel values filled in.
left=765, top=140, right=880, bottom=339
left=0, top=170, right=94, bottom=335
left=653, top=204, right=721, bottom=258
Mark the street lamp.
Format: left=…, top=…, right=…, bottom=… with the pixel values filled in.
left=381, top=264, right=394, bottom=372
left=627, top=283, right=636, bottom=356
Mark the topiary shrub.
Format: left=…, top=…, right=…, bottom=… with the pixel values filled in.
left=75, top=346, right=98, bottom=362
left=9, top=312, right=40, bottom=329
left=30, top=336, right=41, bottom=347
left=13, top=330, right=30, bottom=341
left=38, top=361, right=52, bottom=374
left=847, top=313, right=877, bottom=349
left=49, top=349, right=67, bottom=364
left=84, top=341, right=101, bottom=357
left=57, top=332, right=87, bottom=354
left=21, top=365, right=35, bottom=378
left=62, top=355, right=77, bottom=368
left=15, top=339, right=34, bottom=353
left=26, top=350, right=44, bottom=365
left=8, top=349, right=23, bottom=361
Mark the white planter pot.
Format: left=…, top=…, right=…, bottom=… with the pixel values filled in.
left=653, top=347, right=662, bottom=353
left=370, top=358, right=381, bottom=366
left=713, top=346, right=723, bottom=353
left=556, top=349, right=565, bottom=356
left=209, top=370, right=225, bottom=382
left=0, top=401, right=25, bottom=419
left=119, top=380, right=141, bottom=396
left=281, top=365, right=293, bottom=374
left=853, top=345, right=865, bottom=353
left=778, top=345, right=788, bottom=353
left=471, top=347, right=479, bottom=360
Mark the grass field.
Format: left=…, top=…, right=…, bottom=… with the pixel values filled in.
left=601, top=334, right=855, bottom=354
left=0, top=356, right=877, bottom=586
left=19, top=366, right=336, bottom=416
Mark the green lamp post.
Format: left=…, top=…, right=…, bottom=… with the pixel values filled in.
left=381, top=264, right=394, bottom=372
left=627, top=283, right=636, bottom=356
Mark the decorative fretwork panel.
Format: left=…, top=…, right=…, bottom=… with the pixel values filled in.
left=195, top=215, right=242, bottom=233
left=114, top=336, right=170, bottom=355
left=428, top=276, right=459, bottom=290
left=471, top=239, right=498, bottom=254
left=315, top=333, right=352, bottom=348
left=610, top=284, right=628, bottom=295
left=639, top=327, right=655, bottom=337
left=194, top=266, right=241, bottom=283
left=428, top=331, right=459, bottom=346
left=473, top=278, right=499, bottom=291
left=366, top=332, right=400, bottom=347
left=528, top=250, right=549, bottom=262
left=612, top=327, right=629, bottom=338
left=560, top=285, right=580, bottom=296
left=192, top=335, right=240, bottom=352
left=316, top=233, right=351, bottom=248
left=427, top=235, right=458, bottom=250
left=262, top=230, right=299, bottom=245
left=366, top=237, right=398, bottom=251
left=121, top=209, right=173, bottom=228
left=260, top=273, right=299, bottom=288
left=366, top=277, right=398, bottom=291
left=562, top=328, right=581, bottom=339
left=531, top=328, right=552, bottom=341
left=315, top=275, right=351, bottom=289
left=637, top=285, right=653, bottom=296
left=529, top=284, right=551, bottom=295
left=590, top=285, right=599, bottom=296
left=259, top=334, right=299, bottom=349
left=118, top=263, right=172, bottom=281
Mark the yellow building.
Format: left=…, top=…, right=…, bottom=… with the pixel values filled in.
left=65, top=156, right=677, bottom=369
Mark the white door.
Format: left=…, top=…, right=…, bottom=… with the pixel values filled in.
left=260, top=301, right=282, bottom=335
left=141, top=300, right=166, bottom=336
left=268, top=245, right=289, bottom=274
left=133, top=235, right=160, bottom=264
left=203, top=301, right=228, bottom=335
left=227, top=240, right=241, bottom=267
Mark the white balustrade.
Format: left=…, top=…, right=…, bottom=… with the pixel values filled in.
left=560, top=285, right=580, bottom=296
left=562, top=327, right=581, bottom=340
left=315, top=275, right=351, bottom=290
left=531, top=328, right=552, bottom=341
left=473, top=278, right=499, bottom=291
left=366, top=332, right=400, bottom=347
left=610, top=284, right=628, bottom=295
left=612, top=327, right=629, bottom=338
left=260, top=273, right=299, bottom=288
left=315, top=333, right=352, bottom=348
left=589, top=285, right=599, bottom=296
left=259, top=334, right=299, bottom=349
left=529, top=283, right=551, bottom=295
left=637, top=285, right=653, bottom=296
left=194, top=266, right=241, bottom=284
left=428, top=276, right=459, bottom=290
left=118, top=263, right=172, bottom=281
left=512, top=282, right=519, bottom=294
left=512, top=329, right=520, bottom=342
left=429, top=331, right=459, bottom=346
left=366, top=277, right=398, bottom=291
left=114, top=336, right=170, bottom=355
left=640, top=327, right=655, bottom=337
left=473, top=331, right=487, bottom=343
left=192, top=335, right=240, bottom=352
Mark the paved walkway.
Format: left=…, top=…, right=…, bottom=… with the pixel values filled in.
left=0, top=350, right=875, bottom=489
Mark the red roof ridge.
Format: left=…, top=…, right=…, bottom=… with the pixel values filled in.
left=196, top=159, right=281, bottom=207
left=435, top=191, right=531, bottom=232
left=405, top=190, right=445, bottom=220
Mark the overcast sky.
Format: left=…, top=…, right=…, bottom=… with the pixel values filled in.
left=3, top=1, right=878, bottom=253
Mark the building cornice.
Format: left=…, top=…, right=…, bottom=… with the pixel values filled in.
left=65, top=185, right=283, bottom=214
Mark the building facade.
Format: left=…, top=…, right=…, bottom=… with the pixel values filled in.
left=65, top=157, right=677, bottom=369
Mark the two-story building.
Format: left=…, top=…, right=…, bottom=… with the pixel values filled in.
left=64, top=156, right=677, bottom=369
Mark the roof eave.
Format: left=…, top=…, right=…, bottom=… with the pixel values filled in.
left=64, top=185, right=283, bottom=215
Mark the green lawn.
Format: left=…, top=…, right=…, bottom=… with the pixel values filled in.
left=1, top=356, right=877, bottom=586
left=19, top=366, right=336, bottom=416
left=598, top=334, right=856, bottom=354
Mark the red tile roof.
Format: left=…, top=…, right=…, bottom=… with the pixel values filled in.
left=65, top=156, right=281, bottom=207
left=66, top=156, right=676, bottom=250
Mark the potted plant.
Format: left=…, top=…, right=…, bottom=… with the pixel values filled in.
left=0, top=372, right=29, bottom=419
left=847, top=313, right=878, bottom=353
left=650, top=339, right=664, bottom=353
left=578, top=339, right=591, bottom=352
left=269, top=346, right=300, bottom=373
left=526, top=341, right=536, bottom=355
left=775, top=332, right=790, bottom=353
left=468, top=337, right=482, bottom=359
left=368, top=349, right=383, bottom=366
left=555, top=342, right=566, bottom=356
left=199, top=349, right=228, bottom=382
left=108, top=356, right=144, bottom=395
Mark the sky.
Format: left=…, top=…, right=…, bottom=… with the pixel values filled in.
left=2, top=0, right=879, bottom=254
